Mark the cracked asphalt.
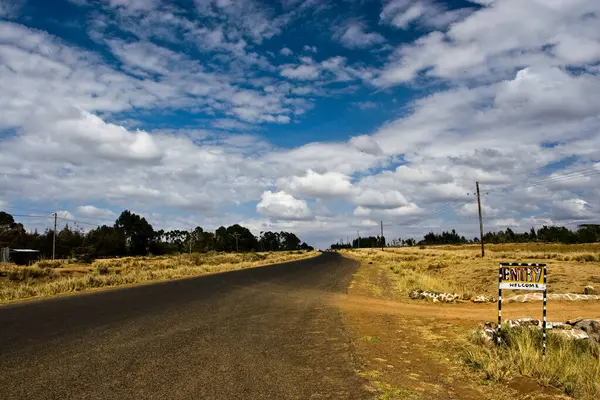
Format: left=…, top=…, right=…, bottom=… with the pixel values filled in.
left=0, top=252, right=371, bottom=400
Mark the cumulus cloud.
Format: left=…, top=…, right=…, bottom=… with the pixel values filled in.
left=336, top=21, right=385, bottom=49
left=280, top=47, right=293, bottom=56
left=280, top=170, right=354, bottom=199
left=256, top=191, right=312, bottom=220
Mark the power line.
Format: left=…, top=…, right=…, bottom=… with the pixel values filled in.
left=488, top=165, right=600, bottom=193
left=55, top=216, right=102, bottom=227
left=9, top=214, right=50, bottom=218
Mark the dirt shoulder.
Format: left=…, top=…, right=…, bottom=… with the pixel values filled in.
left=337, top=253, right=591, bottom=399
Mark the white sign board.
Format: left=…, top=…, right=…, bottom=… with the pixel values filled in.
left=499, top=265, right=546, bottom=291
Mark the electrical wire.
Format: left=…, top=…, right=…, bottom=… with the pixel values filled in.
left=488, top=164, right=600, bottom=193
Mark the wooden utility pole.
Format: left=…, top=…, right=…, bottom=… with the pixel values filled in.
left=380, top=220, right=384, bottom=251
left=231, top=233, right=241, bottom=252
left=52, top=212, right=57, bottom=260
left=476, top=182, right=485, bottom=257
left=189, top=230, right=193, bottom=254
left=357, top=231, right=360, bottom=249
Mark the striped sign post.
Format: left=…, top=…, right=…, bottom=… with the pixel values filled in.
left=497, top=262, right=547, bottom=357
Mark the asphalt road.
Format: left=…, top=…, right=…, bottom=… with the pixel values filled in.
left=0, top=253, right=371, bottom=400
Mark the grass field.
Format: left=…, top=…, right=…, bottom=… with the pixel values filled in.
left=342, top=243, right=600, bottom=298
left=341, top=243, right=600, bottom=400
left=0, top=250, right=319, bottom=304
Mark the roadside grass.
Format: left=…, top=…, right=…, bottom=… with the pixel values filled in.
left=463, top=326, right=600, bottom=399
left=0, top=250, right=319, bottom=303
left=341, top=243, right=600, bottom=298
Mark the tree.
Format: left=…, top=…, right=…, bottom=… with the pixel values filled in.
left=280, top=231, right=301, bottom=250
left=300, top=242, right=314, bottom=251
left=114, top=210, right=155, bottom=256
left=259, top=231, right=281, bottom=251
left=226, top=224, right=257, bottom=252
left=85, top=225, right=126, bottom=258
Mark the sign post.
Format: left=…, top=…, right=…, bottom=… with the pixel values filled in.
left=497, top=262, right=547, bottom=357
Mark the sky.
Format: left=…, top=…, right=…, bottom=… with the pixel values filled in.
left=1, top=0, right=600, bottom=249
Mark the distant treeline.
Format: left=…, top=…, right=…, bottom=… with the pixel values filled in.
left=330, top=225, right=600, bottom=249
left=330, top=235, right=386, bottom=250
left=0, top=210, right=314, bottom=261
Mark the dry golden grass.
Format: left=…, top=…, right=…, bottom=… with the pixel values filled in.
left=0, top=250, right=319, bottom=303
left=463, top=326, right=600, bottom=399
left=342, top=243, right=600, bottom=298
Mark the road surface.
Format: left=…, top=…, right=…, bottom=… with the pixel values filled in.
left=0, top=253, right=371, bottom=399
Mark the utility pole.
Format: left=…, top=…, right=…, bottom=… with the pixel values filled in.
left=476, top=181, right=485, bottom=257
left=380, top=220, right=384, bottom=251
left=52, top=212, right=57, bottom=260
left=189, top=230, right=193, bottom=254
left=357, top=231, right=360, bottom=249
left=347, top=236, right=349, bottom=248
left=231, top=233, right=241, bottom=252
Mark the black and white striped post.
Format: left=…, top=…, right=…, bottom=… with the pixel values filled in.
left=497, top=263, right=503, bottom=346
left=542, top=264, right=547, bottom=358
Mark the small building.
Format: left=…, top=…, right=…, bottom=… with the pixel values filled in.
left=0, top=248, right=40, bottom=265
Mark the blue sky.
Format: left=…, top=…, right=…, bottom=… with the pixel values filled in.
left=1, top=0, right=600, bottom=248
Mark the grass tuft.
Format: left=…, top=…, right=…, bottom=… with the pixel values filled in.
left=463, top=326, right=600, bottom=399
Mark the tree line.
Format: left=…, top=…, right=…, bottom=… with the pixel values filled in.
left=330, top=235, right=386, bottom=250
left=0, top=210, right=314, bottom=261
left=330, top=225, right=600, bottom=249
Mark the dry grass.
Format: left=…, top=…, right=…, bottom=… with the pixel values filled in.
left=0, top=250, right=319, bottom=303
left=341, top=243, right=600, bottom=298
left=463, top=326, right=600, bottom=399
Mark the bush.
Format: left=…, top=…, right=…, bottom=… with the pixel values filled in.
left=36, top=260, right=65, bottom=268
left=96, top=265, right=110, bottom=275
left=7, top=266, right=54, bottom=282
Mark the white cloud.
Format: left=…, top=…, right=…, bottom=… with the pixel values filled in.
left=211, top=119, right=256, bottom=131
left=336, top=21, right=385, bottom=49
left=280, top=64, right=321, bottom=80
left=457, top=202, right=499, bottom=217
left=280, top=170, right=354, bottom=199
left=107, top=0, right=160, bottom=12
left=374, top=0, right=600, bottom=86
left=280, top=47, right=293, bottom=56
left=353, top=203, right=421, bottom=218
left=56, top=211, right=75, bottom=220
left=256, top=190, right=312, bottom=220
left=349, top=135, right=383, bottom=155
left=76, top=206, right=117, bottom=219
left=303, top=45, right=317, bottom=53
left=353, top=189, right=408, bottom=209
left=380, top=0, right=471, bottom=30
left=552, top=198, right=591, bottom=220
